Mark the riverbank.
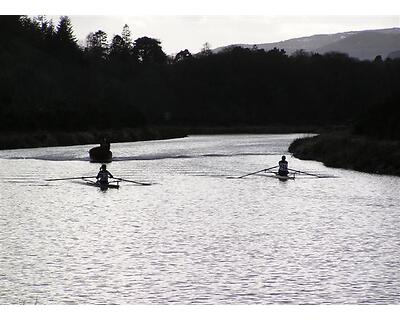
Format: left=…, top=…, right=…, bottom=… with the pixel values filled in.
left=0, top=125, right=320, bottom=150
left=289, top=133, right=400, bottom=176
left=0, top=127, right=188, bottom=150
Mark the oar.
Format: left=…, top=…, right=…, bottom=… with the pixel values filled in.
left=263, top=165, right=279, bottom=173
left=287, top=168, right=325, bottom=178
left=45, top=176, right=97, bottom=181
left=114, top=177, right=152, bottom=186
left=232, top=165, right=278, bottom=179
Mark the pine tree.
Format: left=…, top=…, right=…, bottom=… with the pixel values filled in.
left=53, top=16, right=79, bottom=59
left=55, top=16, right=77, bottom=48
left=121, top=24, right=132, bottom=48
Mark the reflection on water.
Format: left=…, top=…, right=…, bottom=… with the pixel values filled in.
left=0, top=135, right=399, bottom=304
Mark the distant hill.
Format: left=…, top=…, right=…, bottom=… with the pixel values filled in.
left=388, top=50, right=400, bottom=59
left=214, top=28, right=400, bottom=60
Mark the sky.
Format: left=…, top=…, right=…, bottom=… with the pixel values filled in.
left=3, top=0, right=400, bottom=54
left=47, top=15, right=400, bottom=55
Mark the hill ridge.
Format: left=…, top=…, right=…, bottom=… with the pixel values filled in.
left=214, top=27, right=400, bottom=60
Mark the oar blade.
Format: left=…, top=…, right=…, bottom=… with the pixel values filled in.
left=114, top=177, right=152, bottom=186
left=288, top=168, right=339, bottom=178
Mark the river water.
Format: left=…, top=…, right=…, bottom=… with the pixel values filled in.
left=0, top=134, right=399, bottom=304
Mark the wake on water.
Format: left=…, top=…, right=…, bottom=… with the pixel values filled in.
left=5, top=152, right=280, bottom=162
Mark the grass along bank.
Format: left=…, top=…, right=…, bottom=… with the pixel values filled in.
left=288, top=133, right=400, bottom=176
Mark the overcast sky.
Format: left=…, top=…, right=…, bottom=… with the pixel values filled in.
left=4, top=0, right=400, bottom=54
left=47, top=15, right=400, bottom=55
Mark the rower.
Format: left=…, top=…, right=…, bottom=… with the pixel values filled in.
left=278, top=156, right=289, bottom=176
left=100, top=137, right=110, bottom=151
left=96, top=164, right=114, bottom=186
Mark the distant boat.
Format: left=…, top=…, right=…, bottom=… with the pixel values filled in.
left=89, top=139, right=112, bottom=163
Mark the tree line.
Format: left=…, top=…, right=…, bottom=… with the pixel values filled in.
left=0, top=15, right=399, bottom=139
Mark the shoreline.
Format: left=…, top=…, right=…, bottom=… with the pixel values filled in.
left=288, top=133, right=400, bottom=176
left=0, top=125, right=319, bottom=151
left=0, top=127, right=188, bottom=151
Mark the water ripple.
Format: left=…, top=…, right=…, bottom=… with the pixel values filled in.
left=0, top=134, right=399, bottom=304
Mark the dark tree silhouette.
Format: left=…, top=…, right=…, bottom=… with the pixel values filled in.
left=355, top=94, right=400, bottom=140
left=0, top=15, right=22, bottom=44
left=132, top=36, right=167, bottom=64
left=85, top=30, right=108, bottom=60
left=1, top=15, right=400, bottom=141
left=174, top=49, right=192, bottom=62
left=54, top=16, right=78, bottom=55
left=109, top=27, right=132, bottom=63
left=37, top=16, right=55, bottom=43
left=109, top=35, right=126, bottom=59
